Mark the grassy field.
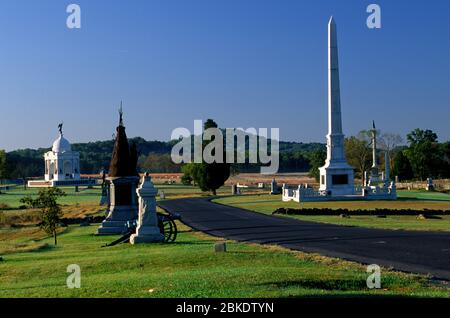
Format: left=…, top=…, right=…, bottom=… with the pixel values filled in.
left=0, top=184, right=235, bottom=210
left=1, top=186, right=450, bottom=297
left=213, top=190, right=450, bottom=232
left=1, top=221, right=449, bottom=297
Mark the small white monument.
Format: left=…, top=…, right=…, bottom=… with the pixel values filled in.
left=270, top=178, right=280, bottom=194
left=426, top=178, right=434, bottom=191
left=130, top=173, right=164, bottom=244
left=368, top=120, right=381, bottom=185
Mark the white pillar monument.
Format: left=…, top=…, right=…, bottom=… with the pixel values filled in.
left=130, top=173, right=164, bottom=244
left=369, top=120, right=380, bottom=184
left=319, top=17, right=355, bottom=196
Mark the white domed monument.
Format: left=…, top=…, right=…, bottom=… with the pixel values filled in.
left=44, top=123, right=80, bottom=182
left=28, top=123, right=95, bottom=188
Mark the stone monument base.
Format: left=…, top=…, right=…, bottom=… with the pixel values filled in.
left=96, top=205, right=138, bottom=235
left=319, top=162, right=355, bottom=196
left=130, top=226, right=164, bottom=244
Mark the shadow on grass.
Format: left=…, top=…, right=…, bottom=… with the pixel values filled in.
left=260, top=278, right=368, bottom=291
left=1, top=242, right=55, bottom=256
left=31, top=243, right=55, bottom=253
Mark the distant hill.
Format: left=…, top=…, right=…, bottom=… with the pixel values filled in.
left=6, top=137, right=325, bottom=178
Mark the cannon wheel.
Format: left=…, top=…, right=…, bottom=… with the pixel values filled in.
left=157, top=213, right=177, bottom=243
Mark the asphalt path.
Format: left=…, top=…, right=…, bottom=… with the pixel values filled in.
left=158, top=197, right=450, bottom=280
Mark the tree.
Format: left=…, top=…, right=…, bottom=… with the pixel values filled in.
left=345, top=131, right=372, bottom=185
left=190, top=119, right=230, bottom=195
left=308, top=149, right=326, bottom=182
left=0, top=150, right=8, bottom=181
left=20, top=188, right=66, bottom=245
left=392, top=150, right=413, bottom=181
left=378, top=133, right=403, bottom=172
left=404, top=128, right=441, bottom=180
left=180, top=164, right=195, bottom=185
left=438, top=142, right=450, bottom=178
left=139, top=153, right=181, bottom=173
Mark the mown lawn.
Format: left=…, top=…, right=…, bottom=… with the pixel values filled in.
left=1, top=222, right=449, bottom=297
left=0, top=184, right=233, bottom=210
left=213, top=191, right=450, bottom=232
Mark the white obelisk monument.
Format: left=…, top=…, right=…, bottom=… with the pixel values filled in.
left=319, top=17, right=355, bottom=196
left=369, top=120, right=380, bottom=185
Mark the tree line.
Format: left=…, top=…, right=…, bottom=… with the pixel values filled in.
left=0, top=136, right=323, bottom=179
left=1, top=127, right=448, bottom=183
left=308, top=128, right=450, bottom=183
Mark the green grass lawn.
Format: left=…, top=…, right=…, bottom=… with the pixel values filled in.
left=1, top=223, right=449, bottom=297
left=0, top=184, right=233, bottom=210
left=213, top=190, right=450, bottom=232
left=0, top=186, right=102, bottom=208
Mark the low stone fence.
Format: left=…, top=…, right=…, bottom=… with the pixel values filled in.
left=396, top=179, right=450, bottom=191
left=281, top=183, right=397, bottom=202
left=273, top=207, right=450, bottom=216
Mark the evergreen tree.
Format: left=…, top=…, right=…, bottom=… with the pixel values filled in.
left=190, top=119, right=230, bottom=195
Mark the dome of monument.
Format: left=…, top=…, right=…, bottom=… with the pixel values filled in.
left=52, top=134, right=72, bottom=153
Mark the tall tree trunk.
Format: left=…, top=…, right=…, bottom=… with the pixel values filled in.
left=54, top=231, right=57, bottom=246
left=212, top=189, right=217, bottom=195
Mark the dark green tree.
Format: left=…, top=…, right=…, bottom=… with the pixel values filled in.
left=190, top=119, right=230, bottom=195
left=180, top=164, right=194, bottom=185
left=20, top=188, right=66, bottom=245
left=0, top=150, right=8, bottom=181
left=404, top=129, right=441, bottom=180
left=308, top=149, right=326, bottom=182
left=438, top=142, right=450, bottom=178
left=392, top=150, right=413, bottom=181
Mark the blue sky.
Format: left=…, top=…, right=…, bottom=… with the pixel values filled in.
left=1, top=0, right=449, bottom=151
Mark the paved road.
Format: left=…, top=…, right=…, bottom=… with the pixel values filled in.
left=159, top=197, right=450, bottom=280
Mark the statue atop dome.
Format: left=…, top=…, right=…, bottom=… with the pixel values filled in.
left=119, top=102, right=124, bottom=127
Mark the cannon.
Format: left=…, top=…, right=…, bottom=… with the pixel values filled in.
left=103, top=212, right=179, bottom=247
left=157, top=212, right=178, bottom=243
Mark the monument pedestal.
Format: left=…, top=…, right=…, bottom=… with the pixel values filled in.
left=130, top=174, right=164, bottom=244
left=97, top=176, right=139, bottom=235
left=319, top=162, right=355, bottom=196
